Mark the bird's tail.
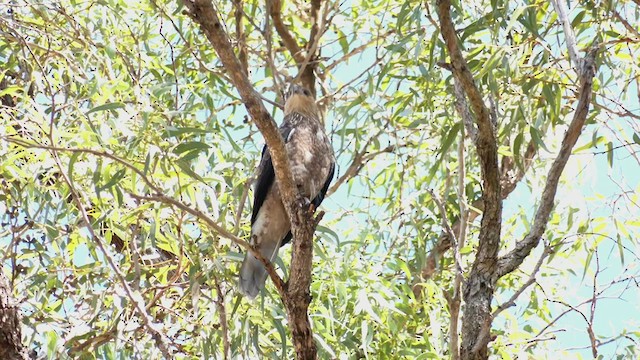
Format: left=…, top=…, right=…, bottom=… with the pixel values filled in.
left=238, top=239, right=279, bottom=299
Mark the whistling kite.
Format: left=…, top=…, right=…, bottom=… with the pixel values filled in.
left=238, top=84, right=335, bottom=299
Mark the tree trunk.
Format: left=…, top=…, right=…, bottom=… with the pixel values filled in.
left=0, top=272, right=29, bottom=360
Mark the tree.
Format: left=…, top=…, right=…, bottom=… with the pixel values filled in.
left=1, top=0, right=639, bottom=359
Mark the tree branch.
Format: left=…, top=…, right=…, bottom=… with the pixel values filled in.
left=181, top=0, right=297, bottom=211
left=213, top=276, right=230, bottom=360
left=428, top=189, right=463, bottom=276
left=232, top=0, right=248, bottom=74
left=550, top=0, right=582, bottom=72
left=268, top=0, right=305, bottom=64
left=493, top=245, right=551, bottom=317
left=182, top=2, right=318, bottom=358
left=48, top=136, right=173, bottom=359
left=496, top=48, right=599, bottom=278
left=296, top=0, right=323, bottom=95
left=327, top=145, right=395, bottom=196
left=268, top=0, right=323, bottom=94
left=0, top=271, right=29, bottom=360
left=437, top=0, right=503, bottom=357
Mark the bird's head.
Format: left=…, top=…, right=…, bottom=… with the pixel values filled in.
left=284, top=84, right=319, bottom=119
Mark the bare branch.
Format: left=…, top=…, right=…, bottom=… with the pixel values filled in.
left=428, top=189, right=463, bottom=276
left=414, top=130, right=537, bottom=291
left=437, top=2, right=496, bottom=145
left=446, top=125, right=470, bottom=360
left=234, top=178, right=252, bottom=235
left=181, top=0, right=298, bottom=223
left=611, top=9, right=640, bottom=38
left=264, top=0, right=285, bottom=94
left=453, top=77, right=478, bottom=142
left=295, top=0, right=323, bottom=94
left=232, top=0, right=248, bottom=74
left=550, top=0, right=582, bottom=72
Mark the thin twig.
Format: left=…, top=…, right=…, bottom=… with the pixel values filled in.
left=232, top=0, right=248, bottom=74
left=46, top=114, right=173, bottom=358
left=493, top=245, right=551, bottom=317
left=427, top=189, right=463, bottom=276
left=324, top=30, right=394, bottom=72
left=213, top=276, right=230, bottom=360
left=234, top=178, right=252, bottom=235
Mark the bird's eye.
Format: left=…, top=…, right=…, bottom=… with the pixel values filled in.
left=303, top=89, right=310, bottom=96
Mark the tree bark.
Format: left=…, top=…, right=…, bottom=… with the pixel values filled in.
left=0, top=272, right=29, bottom=360
left=437, top=0, right=502, bottom=357
left=435, top=0, right=599, bottom=358
left=182, top=1, right=319, bottom=358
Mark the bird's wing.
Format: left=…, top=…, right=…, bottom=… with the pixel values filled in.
left=281, top=142, right=336, bottom=246
left=311, top=161, right=335, bottom=209
left=251, top=122, right=294, bottom=225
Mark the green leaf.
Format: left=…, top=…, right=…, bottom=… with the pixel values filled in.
left=86, top=102, right=125, bottom=114
left=176, top=159, right=206, bottom=183
left=571, top=10, right=586, bottom=29
left=164, top=126, right=211, bottom=138
left=439, top=122, right=461, bottom=155
left=0, top=85, right=22, bottom=97
left=97, top=168, right=126, bottom=192
left=67, top=152, right=81, bottom=185
left=574, top=135, right=605, bottom=153
left=317, top=225, right=340, bottom=246
left=221, top=126, right=242, bottom=152
left=336, top=28, right=349, bottom=55
left=513, top=131, right=524, bottom=167
left=607, top=141, right=613, bottom=167
left=173, top=141, right=211, bottom=155
left=530, top=126, right=549, bottom=152
left=505, top=5, right=528, bottom=34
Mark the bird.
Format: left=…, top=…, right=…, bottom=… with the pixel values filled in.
left=238, top=83, right=335, bottom=299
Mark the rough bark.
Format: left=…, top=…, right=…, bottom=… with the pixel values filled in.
left=268, top=0, right=321, bottom=95
left=181, top=1, right=319, bottom=358
left=0, top=272, right=30, bottom=360
left=437, top=0, right=503, bottom=358
left=435, top=0, right=599, bottom=358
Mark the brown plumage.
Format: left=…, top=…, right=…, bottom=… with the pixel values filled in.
left=238, top=84, right=335, bottom=299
